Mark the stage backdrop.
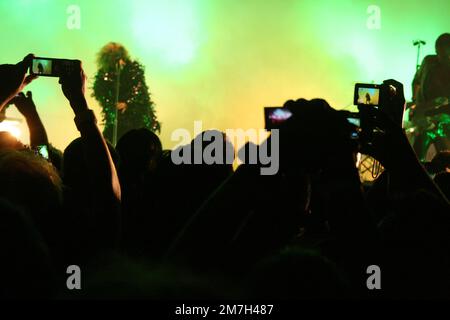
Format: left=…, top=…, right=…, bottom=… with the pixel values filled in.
left=0, top=0, right=448, bottom=151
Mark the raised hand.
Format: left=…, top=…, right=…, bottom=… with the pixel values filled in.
left=12, top=90, right=48, bottom=148
left=12, top=91, right=38, bottom=118
left=0, top=54, right=37, bottom=110
left=58, top=60, right=88, bottom=114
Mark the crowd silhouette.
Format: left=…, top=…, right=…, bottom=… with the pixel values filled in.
left=0, top=54, right=449, bottom=299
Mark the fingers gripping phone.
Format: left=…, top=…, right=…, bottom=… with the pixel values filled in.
left=30, top=57, right=78, bottom=77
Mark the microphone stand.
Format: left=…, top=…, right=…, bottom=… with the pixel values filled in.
left=112, top=60, right=122, bottom=147
left=413, top=40, right=426, bottom=71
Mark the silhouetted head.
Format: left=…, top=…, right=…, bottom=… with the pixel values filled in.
left=116, top=128, right=162, bottom=181
left=190, top=130, right=235, bottom=166
left=97, top=42, right=130, bottom=70
left=186, top=130, right=234, bottom=182
left=0, top=131, right=25, bottom=151
left=279, top=98, right=357, bottom=173
left=165, top=130, right=234, bottom=215
left=0, top=150, right=62, bottom=238
left=436, top=33, right=450, bottom=65
left=63, top=137, right=119, bottom=191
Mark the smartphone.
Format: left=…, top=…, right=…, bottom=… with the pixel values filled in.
left=30, top=57, right=77, bottom=77
left=37, top=145, right=49, bottom=160
left=346, top=116, right=360, bottom=127
left=346, top=113, right=361, bottom=140
left=354, top=83, right=381, bottom=106
left=264, top=107, right=293, bottom=129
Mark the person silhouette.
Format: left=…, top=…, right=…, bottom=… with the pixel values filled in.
left=365, top=92, right=371, bottom=104
left=411, top=33, right=450, bottom=160
left=37, top=62, right=44, bottom=74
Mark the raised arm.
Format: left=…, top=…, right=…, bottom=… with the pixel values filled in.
left=59, top=60, right=121, bottom=244
left=12, top=91, right=48, bottom=148
left=362, top=80, right=448, bottom=203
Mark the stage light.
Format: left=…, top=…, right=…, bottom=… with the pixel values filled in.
left=131, top=1, right=200, bottom=66
left=0, top=120, right=22, bottom=139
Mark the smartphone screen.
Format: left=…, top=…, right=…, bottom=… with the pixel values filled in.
left=346, top=116, right=360, bottom=139
left=347, top=117, right=360, bottom=127
left=31, top=58, right=54, bottom=76
left=30, top=57, right=76, bottom=77
left=37, top=145, right=49, bottom=160
left=264, top=107, right=293, bottom=129
left=354, top=84, right=380, bottom=106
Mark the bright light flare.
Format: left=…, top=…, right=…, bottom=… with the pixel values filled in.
left=0, top=120, right=22, bottom=139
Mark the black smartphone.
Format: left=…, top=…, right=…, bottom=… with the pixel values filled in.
left=264, top=107, right=293, bottom=129
left=346, top=113, right=361, bottom=140
left=30, top=57, right=77, bottom=77
left=354, top=83, right=381, bottom=106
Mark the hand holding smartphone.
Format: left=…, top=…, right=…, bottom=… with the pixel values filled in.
left=30, top=57, right=78, bottom=77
